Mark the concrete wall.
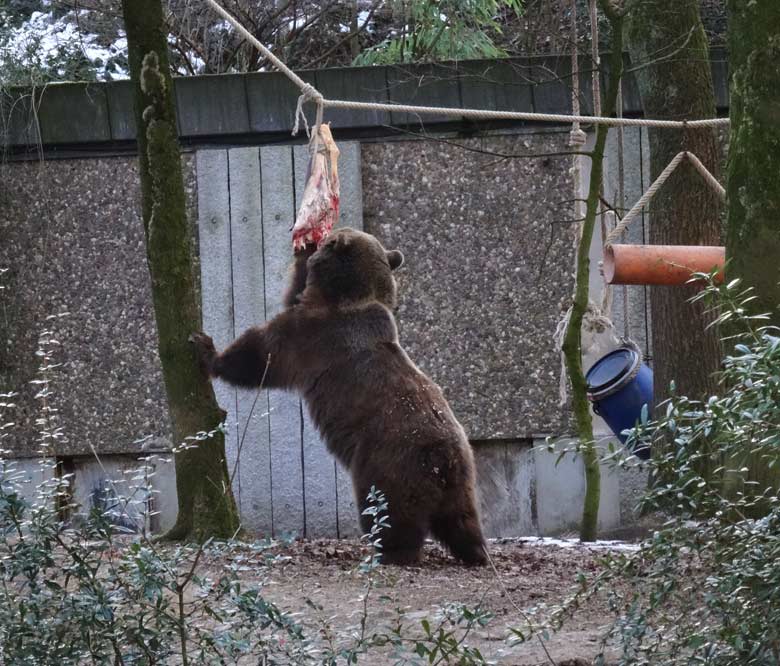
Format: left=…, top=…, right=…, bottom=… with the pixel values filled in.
left=2, top=53, right=702, bottom=537
left=0, top=125, right=648, bottom=538
left=0, top=156, right=193, bottom=458
left=362, top=130, right=576, bottom=439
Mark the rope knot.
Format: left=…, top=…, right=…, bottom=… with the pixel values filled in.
left=299, top=83, right=323, bottom=104
left=293, top=83, right=325, bottom=137
left=568, top=127, right=587, bottom=147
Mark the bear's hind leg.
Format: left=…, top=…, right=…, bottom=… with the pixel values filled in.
left=358, top=500, right=426, bottom=566
left=430, top=495, right=487, bottom=566
left=380, top=545, right=424, bottom=566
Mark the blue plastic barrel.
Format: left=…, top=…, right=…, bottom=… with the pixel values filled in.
left=585, top=346, right=653, bottom=459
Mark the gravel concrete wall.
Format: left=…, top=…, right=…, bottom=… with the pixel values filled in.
left=362, top=130, right=576, bottom=439
left=0, top=155, right=198, bottom=457
left=1, top=130, right=576, bottom=457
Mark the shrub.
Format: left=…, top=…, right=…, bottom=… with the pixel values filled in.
left=546, top=278, right=780, bottom=665
left=0, top=322, right=493, bottom=664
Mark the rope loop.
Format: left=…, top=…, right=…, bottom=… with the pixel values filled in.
left=292, top=83, right=325, bottom=137
left=569, top=127, right=587, bottom=147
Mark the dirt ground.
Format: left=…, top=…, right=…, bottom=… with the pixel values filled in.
left=201, top=536, right=637, bottom=665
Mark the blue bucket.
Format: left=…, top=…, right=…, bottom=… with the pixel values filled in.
left=585, top=346, right=653, bottom=459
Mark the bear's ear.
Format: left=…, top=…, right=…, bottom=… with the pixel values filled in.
left=386, top=250, right=404, bottom=270
left=332, top=233, right=352, bottom=251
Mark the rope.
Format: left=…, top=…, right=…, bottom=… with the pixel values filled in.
left=203, top=0, right=315, bottom=93
left=568, top=0, right=587, bottom=146
left=292, top=83, right=323, bottom=137
left=684, top=151, right=727, bottom=200
left=201, top=0, right=729, bottom=132
left=604, top=151, right=726, bottom=245
left=589, top=0, right=601, bottom=118
left=321, top=99, right=729, bottom=128
left=616, top=85, right=628, bottom=339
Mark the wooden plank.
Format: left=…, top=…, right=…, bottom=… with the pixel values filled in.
left=459, top=59, right=534, bottom=114
left=105, top=80, right=136, bottom=141
left=175, top=74, right=250, bottom=137
left=291, top=142, right=364, bottom=538
left=314, top=67, right=390, bottom=129
left=38, top=83, right=111, bottom=144
left=195, top=149, right=240, bottom=509
left=227, top=146, right=273, bottom=535
left=337, top=142, right=365, bottom=233
left=473, top=441, right=535, bottom=537
left=260, top=144, right=305, bottom=537
left=337, top=465, right=361, bottom=537
left=292, top=144, right=338, bottom=538
left=246, top=70, right=317, bottom=134
left=386, top=62, right=461, bottom=126
left=334, top=142, right=363, bottom=538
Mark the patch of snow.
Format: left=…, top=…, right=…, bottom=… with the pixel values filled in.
left=490, top=536, right=641, bottom=552
left=357, top=10, right=373, bottom=32
left=0, top=10, right=129, bottom=80
left=191, top=54, right=206, bottom=71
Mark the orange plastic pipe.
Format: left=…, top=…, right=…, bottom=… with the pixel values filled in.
left=604, top=244, right=725, bottom=286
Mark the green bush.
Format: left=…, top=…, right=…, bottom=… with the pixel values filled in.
left=0, top=324, right=493, bottom=664
left=548, top=278, right=780, bottom=665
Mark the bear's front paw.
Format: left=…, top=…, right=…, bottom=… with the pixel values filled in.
left=189, top=332, right=217, bottom=376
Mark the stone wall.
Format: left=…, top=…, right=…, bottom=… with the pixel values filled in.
left=363, top=130, right=576, bottom=438
left=1, top=129, right=577, bottom=458
left=0, top=156, right=197, bottom=457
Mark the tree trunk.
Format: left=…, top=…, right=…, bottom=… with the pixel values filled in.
left=122, top=0, right=241, bottom=540
left=562, top=5, right=624, bottom=542
left=725, top=0, right=780, bottom=508
left=726, top=1, right=780, bottom=329
left=626, top=1, right=722, bottom=420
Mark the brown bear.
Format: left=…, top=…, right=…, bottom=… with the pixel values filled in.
left=192, top=228, right=487, bottom=565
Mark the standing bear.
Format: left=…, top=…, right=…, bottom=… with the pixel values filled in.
left=192, top=228, right=487, bottom=565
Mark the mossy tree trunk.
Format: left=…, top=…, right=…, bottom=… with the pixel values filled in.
left=562, top=3, right=624, bottom=542
left=626, top=0, right=722, bottom=442
left=725, top=0, right=780, bottom=503
left=122, top=0, right=240, bottom=540
left=726, top=1, right=780, bottom=328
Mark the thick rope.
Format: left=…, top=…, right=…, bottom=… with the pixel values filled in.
left=322, top=99, right=729, bottom=128
left=684, top=151, right=727, bottom=199
left=201, top=0, right=729, bottom=132
left=203, top=0, right=315, bottom=93
left=589, top=0, right=601, bottom=118
left=604, top=151, right=726, bottom=245
left=616, top=86, right=629, bottom=338
left=568, top=0, right=586, bottom=146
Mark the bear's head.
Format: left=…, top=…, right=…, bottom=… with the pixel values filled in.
left=305, top=228, right=404, bottom=308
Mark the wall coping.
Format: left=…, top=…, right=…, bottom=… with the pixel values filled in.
left=1, top=50, right=728, bottom=157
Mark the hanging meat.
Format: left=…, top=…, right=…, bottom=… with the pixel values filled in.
left=291, top=123, right=340, bottom=251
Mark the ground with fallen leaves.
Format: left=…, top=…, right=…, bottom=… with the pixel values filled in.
left=204, top=536, right=636, bottom=665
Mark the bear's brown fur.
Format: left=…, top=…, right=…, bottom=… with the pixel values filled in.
left=192, top=228, right=487, bottom=565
